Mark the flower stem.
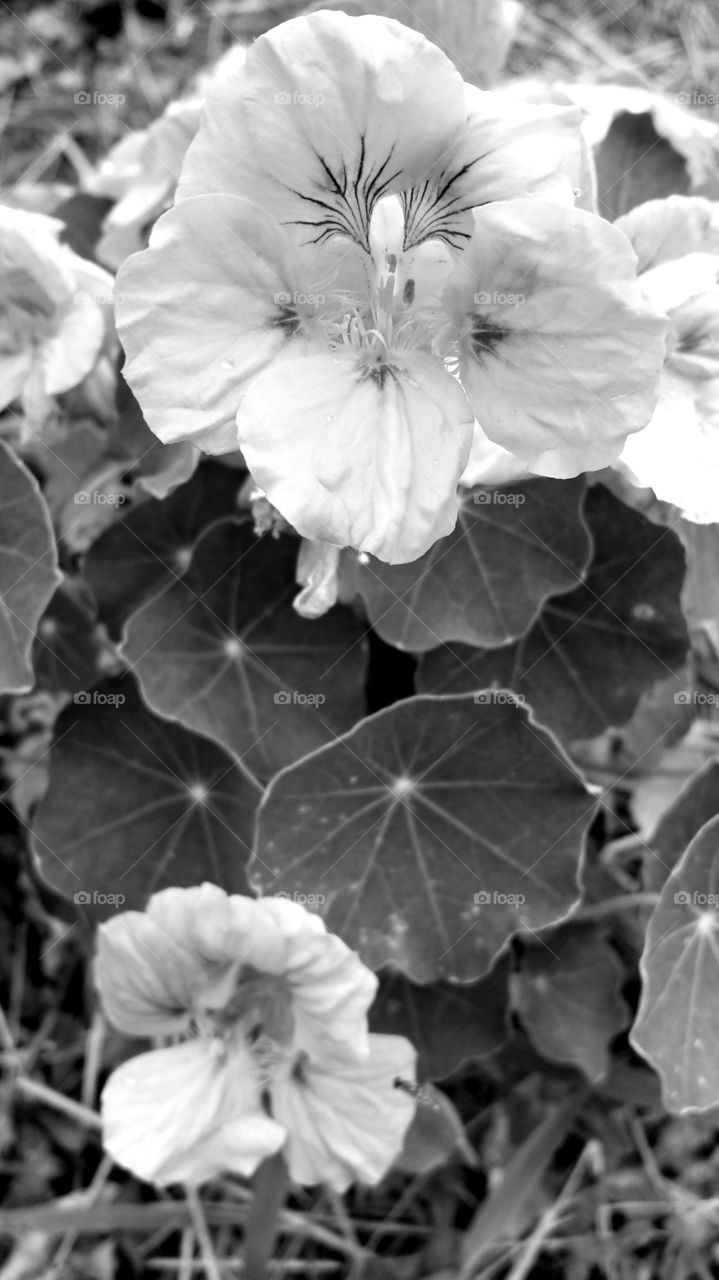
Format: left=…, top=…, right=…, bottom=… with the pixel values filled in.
left=244, top=1151, right=289, bottom=1280
left=186, top=1185, right=222, bottom=1280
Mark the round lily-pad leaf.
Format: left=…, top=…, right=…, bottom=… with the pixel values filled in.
left=121, top=516, right=368, bottom=780
left=253, top=692, right=594, bottom=981
left=32, top=674, right=260, bottom=916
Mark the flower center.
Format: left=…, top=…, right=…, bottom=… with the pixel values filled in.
left=200, top=969, right=315, bottom=1107
left=202, top=967, right=295, bottom=1050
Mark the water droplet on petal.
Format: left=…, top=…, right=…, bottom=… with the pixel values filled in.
left=222, top=357, right=236, bottom=370
left=573, top=187, right=582, bottom=198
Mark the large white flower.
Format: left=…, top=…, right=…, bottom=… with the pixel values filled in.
left=616, top=196, right=719, bottom=522
left=116, top=11, right=666, bottom=564
left=0, top=205, right=114, bottom=434
left=96, top=883, right=416, bottom=1191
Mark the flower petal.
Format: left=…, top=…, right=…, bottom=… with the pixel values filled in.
left=0, top=206, right=70, bottom=305
left=636, top=253, right=719, bottom=315
left=148, top=888, right=376, bottom=1059
left=236, top=351, right=473, bottom=562
left=146, top=883, right=252, bottom=967
left=177, top=12, right=467, bottom=252
left=273, top=1034, right=417, bottom=1191
left=41, top=291, right=105, bottom=395
left=615, top=195, right=719, bottom=276
left=115, top=194, right=320, bottom=452
left=304, top=0, right=520, bottom=91
left=102, top=1039, right=285, bottom=1186
left=294, top=539, right=342, bottom=618
left=0, top=206, right=109, bottom=413
left=448, top=199, right=667, bottom=476
left=557, top=82, right=719, bottom=191
left=402, top=88, right=581, bottom=250
left=227, top=895, right=378, bottom=1060
left=0, top=351, right=34, bottom=412
left=619, top=369, right=719, bottom=523
left=95, top=910, right=222, bottom=1036
left=263, top=900, right=377, bottom=1059
left=459, top=420, right=532, bottom=489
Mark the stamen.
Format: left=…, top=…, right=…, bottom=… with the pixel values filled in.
left=402, top=279, right=415, bottom=305
left=291, top=1051, right=310, bottom=1085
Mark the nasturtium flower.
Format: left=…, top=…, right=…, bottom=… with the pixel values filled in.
left=0, top=205, right=114, bottom=435
left=116, top=11, right=666, bottom=564
left=96, top=883, right=416, bottom=1191
left=616, top=196, right=719, bottom=523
